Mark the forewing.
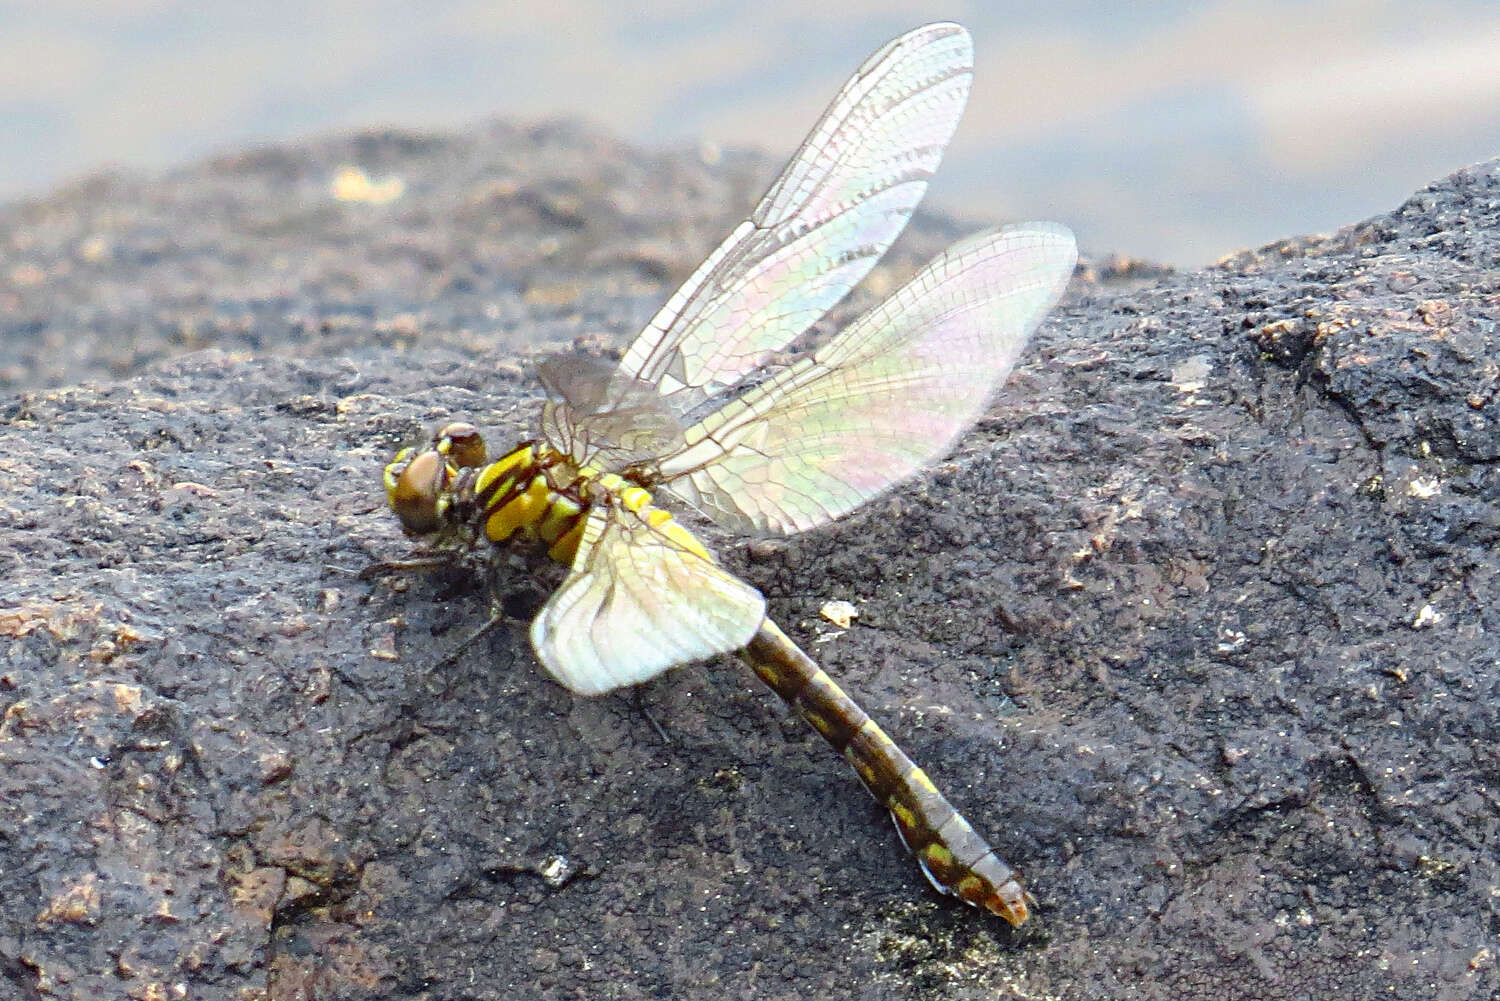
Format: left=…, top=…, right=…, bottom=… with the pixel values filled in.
left=529, top=506, right=766, bottom=695
left=616, top=22, right=973, bottom=400
left=652, top=223, right=1078, bottom=534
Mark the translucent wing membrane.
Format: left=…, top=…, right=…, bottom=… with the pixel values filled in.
left=651, top=223, right=1077, bottom=534
left=530, top=505, right=766, bottom=695
left=612, top=22, right=973, bottom=402
left=537, top=355, right=687, bottom=470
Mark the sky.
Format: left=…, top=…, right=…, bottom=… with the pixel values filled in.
left=3, top=0, right=1498, bottom=266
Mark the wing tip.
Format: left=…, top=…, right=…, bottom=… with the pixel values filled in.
left=952, top=221, right=1079, bottom=286
left=873, top=22, right=973, bottom=78
left=907, top=21, right=972, bottom=50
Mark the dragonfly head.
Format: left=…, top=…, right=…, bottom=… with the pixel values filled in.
left=383, top=422, right=489, bottom=536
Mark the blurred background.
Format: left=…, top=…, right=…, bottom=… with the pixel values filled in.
left=4, top=0, right=1498, bottom=267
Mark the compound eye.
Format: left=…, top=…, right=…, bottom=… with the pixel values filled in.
left=389, top=449, right=448, bottom=535
left=436, top=422, right=488, bottom=469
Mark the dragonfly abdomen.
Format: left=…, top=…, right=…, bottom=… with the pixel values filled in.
left=741, top=619, right=1031, bottom=925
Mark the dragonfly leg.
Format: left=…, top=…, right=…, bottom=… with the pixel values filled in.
left=632, top=689, right=673, bottom=745
left=441, top=612, right=508, bottom=668
left=357, top=551, right=463, bottom=580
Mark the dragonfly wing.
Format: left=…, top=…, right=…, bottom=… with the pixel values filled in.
left=615, top=22, right=974, bottom=400
left=537, top=355, right=688, bottom=470
left=530, top=506, right=766, bottom=695
left=653, top=223, right=1077, bottom=534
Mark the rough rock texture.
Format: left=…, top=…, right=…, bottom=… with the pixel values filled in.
left=0, top=120, right=1495, bottom=1001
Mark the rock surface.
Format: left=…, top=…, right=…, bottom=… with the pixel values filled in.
left=1, top=120, right=1496, bottom=1001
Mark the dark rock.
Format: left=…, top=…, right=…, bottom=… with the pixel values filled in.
left=0, top=122, right=1495, bottom=1000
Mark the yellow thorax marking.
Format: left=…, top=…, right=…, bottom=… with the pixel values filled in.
left=463, top=444, right=714, bottom=565
left=484, top=476, right=549, bottom=544
left=473, top=443, right=536, bottom=497
left=546, top=516, right=588, bottom=565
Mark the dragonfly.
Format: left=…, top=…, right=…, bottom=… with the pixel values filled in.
left=377, top=22, right=1075, bottom=925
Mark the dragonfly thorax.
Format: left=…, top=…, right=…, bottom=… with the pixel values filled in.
left=383, top=423, right=704, bottom=569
